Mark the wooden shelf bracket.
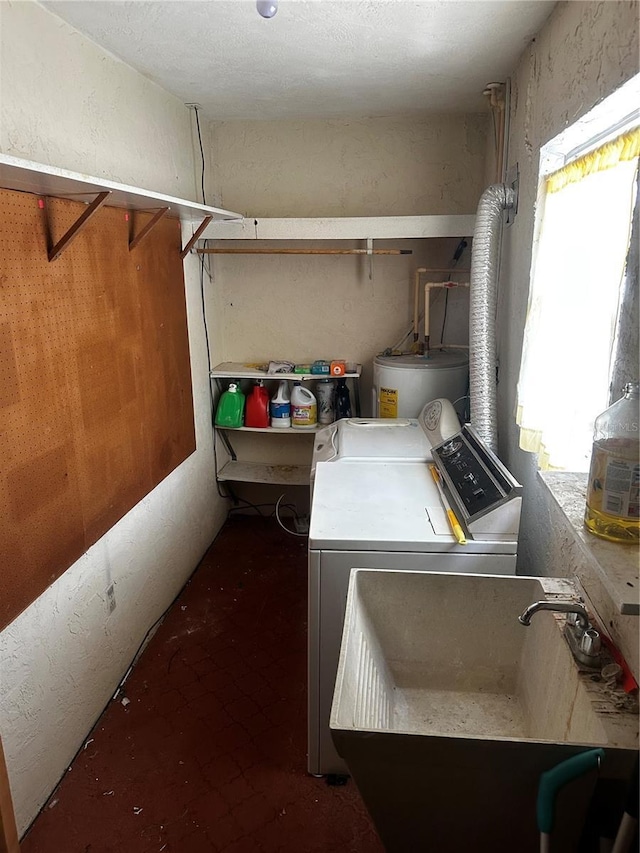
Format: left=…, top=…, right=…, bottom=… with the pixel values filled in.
left=42, top=190, right=111, bottom=262
left=181, top=215, right=213, bottom=259
left=129, top=207, right=169, bottom=251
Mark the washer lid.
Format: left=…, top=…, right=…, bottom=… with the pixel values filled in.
left=375, top=351, right=468, bottom=369
left=309, top=459, right=517, bottom=553
left=337, top=417, right=432, bottom=460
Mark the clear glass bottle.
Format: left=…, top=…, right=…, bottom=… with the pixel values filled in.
left=584, top=381, right=639, bottom=544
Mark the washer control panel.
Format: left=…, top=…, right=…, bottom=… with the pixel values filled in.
left=432, top=426, right=521, bottom=523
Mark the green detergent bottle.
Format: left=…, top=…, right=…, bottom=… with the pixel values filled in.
left=215, top=383, right=245, bottom=428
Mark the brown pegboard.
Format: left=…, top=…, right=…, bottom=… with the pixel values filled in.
left=0, top=189, right=195, bottom=629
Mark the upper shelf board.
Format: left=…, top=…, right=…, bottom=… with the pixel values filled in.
left=201, top=215, right=476, bottom=241
left=210, top=362, right=362, bottom=381
left=0, top=153, right=243, bottom=224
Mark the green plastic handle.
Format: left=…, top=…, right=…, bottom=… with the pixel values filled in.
left=537, top=748, right=604, bottom=834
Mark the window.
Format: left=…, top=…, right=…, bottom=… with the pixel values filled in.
left=516, top=77, right=640, bottom=472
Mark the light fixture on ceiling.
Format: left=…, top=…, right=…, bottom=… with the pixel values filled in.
left=256, top=0, right=278, bottom=18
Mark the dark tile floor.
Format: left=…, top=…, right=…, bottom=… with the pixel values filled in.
left=22, top=517, right=383, bottom=853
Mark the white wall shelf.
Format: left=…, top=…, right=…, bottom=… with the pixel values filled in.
left=0, top=152, right=243, bottom=225
left=217, top=461, right=311, bottom=487
left=217, top=426, right=322, bottom=434
left=201, top=214, right=475, bottom=241
left=210, top=362, right=362, bottom=382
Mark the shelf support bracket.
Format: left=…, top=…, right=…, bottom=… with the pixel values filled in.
left=181, top=215, right=213, bottom=259
left=129, top=207, right=169, bottom=251
left=43, top=191, right=111, bottom=262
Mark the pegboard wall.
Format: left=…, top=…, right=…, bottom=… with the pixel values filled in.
left=0, top=188, right=196, bottom=630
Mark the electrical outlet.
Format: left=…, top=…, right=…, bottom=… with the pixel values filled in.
left=106, top=583, right=116, bottom=614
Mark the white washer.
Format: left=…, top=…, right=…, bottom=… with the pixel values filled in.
left=307, top=406, right=522, bottom=776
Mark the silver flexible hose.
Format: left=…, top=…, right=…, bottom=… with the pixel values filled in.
left=469, top=184, right=515, bottom=451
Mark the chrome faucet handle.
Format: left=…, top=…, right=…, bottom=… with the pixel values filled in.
left=580, top=629, right=601, bottom=657
left=567, top=610, right=588, bottom=635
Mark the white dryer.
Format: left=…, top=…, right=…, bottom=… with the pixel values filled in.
left=307, top=402, right=522, bottom=775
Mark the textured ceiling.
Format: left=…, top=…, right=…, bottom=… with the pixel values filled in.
left=43, top=0, right=557, bottom=120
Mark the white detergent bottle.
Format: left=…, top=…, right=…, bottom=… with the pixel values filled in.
left=291, top=382, right=317, bottom=429
left=270, top=379, right=291, bottom=428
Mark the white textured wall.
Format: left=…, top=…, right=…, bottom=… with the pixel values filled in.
left=0, top=1, right=227, bottom=834
left=209, top=115, right=487, bottom=423
left=496, top=0, right=639, bottom=569
left=210, top=115, right=487, bottom=217
left=495, top=0, right=639, bottom=659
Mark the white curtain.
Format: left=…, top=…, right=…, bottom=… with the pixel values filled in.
left=516, top=130, right=639, bottom=471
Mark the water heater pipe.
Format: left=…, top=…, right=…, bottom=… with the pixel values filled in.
left=469, top=183, right=515, bottom=451
left=483, top=83, right=507, bottom=184
left=413, top=268, right=423, bottom=344
left=413, top=268, right=471, bottom=347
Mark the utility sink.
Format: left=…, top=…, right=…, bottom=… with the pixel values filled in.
left=330, top=570, right=638, bottom=853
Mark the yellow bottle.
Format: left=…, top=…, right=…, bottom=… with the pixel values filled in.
left=584, top=381, right=639, bottom=544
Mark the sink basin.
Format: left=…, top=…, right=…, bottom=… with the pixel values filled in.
left=330, top=569, right=638, bottom=852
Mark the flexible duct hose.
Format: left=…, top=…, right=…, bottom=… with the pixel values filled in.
left=469, top=184, right=515, bottom=451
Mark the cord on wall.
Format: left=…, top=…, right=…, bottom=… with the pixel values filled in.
left=186, top=103, right=206, bottom=205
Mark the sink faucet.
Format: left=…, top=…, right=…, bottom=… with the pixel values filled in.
left=518, top=601, right=589, bottom=631
left=518, top=600, right=602, bottom=668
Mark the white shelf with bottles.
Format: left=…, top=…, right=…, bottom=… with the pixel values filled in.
left=209, top=362, right=362, bottom=486
left=210, top=362, right=362, bottom=382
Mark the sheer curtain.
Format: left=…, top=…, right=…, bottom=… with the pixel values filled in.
left=516, top=129, right=640, bottom=471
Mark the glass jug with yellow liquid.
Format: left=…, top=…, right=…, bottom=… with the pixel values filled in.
left=585, top=381, right=639, bottom=543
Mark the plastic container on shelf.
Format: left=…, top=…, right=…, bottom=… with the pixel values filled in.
left=245, top=380, right=270, bottom=428
left=215, top=383, right=245, bottom=428
left=335, top=378, right=352, bottom=419
left=316, top=379, right=336, bottom=425
left=270, top=380, right=291, bottom=429
left=291, top=382, right=317, bottom=429
left=585, top=380, right=639, bottom=544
